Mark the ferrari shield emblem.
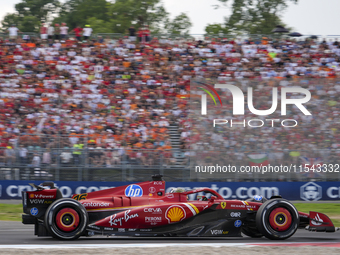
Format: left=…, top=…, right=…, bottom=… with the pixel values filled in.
left=221, top=202, right=226, bottom=209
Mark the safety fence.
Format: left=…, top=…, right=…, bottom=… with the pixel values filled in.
left=1, top=145, right=340, bottom=182
left=1, top=32, right=340, bottom=41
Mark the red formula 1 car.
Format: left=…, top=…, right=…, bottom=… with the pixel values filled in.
left=22, top=175, right=338, bottom=240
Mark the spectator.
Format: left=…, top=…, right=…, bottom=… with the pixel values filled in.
left=47, top=23, right=54, bottom=40
left=83, top=25, right=92, bottom=40
left=8, top=24, right=20, bottom=42
left=18, top=145, right=28, bottom=165
left=73, top=26, right=83, bottom=41
left=4, top=146, right=15, bottom=166
left=72, top=142, right=84, bottom=165
left=42, top=148, right=51, bottom=165
left=60, top=148, right=73, bottom=166
left=54, top=23, right=60, bottom=39
left=144, top=25, right=151, bottom=42
left=60, top=22, right=69, bottom=39
left=128, top=26, right=136, bottom=42
left=40, top=23, right=48, bottom=40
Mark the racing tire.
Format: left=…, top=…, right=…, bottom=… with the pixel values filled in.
left=256, top=198, right=299, bottom=240
left=44, top=198, right=88, bottom=240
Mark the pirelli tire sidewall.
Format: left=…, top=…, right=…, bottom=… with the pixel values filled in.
left=256, top=198, right=299, bottom=240
left=44, top=198, right=88, bottom=240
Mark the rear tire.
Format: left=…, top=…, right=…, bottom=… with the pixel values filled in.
left=45, top=198, right=88, bottom=240
left=256, top=198, right=299, bottom=240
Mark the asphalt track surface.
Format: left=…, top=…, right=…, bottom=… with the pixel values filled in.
left=0, top=221, right=339, bottom=245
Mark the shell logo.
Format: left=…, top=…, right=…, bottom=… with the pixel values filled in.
left=165, top=205, right=186, bottom=223
left=29, top=193, right=35, bottom=199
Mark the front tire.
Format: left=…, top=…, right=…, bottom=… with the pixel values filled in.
left=256, top=198, right=299, bottom=240
left=45, top=198, right=88, bottom=240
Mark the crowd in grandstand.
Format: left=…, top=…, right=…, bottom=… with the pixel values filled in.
left=0, top=30, right=340, bottom=176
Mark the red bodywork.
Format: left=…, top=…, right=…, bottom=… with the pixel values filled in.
left=22, top=178, right=337, bottom=240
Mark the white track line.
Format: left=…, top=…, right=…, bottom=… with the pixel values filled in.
left=0, top=243, right=251, bottom=249
left=1, top=242, right=339, bottom=249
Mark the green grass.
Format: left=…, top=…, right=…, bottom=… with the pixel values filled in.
left=0, top=203, right=339, bottom=226
left=0, top=204, right=23, bottom=221
left=294, top=203, right=340, bottom=227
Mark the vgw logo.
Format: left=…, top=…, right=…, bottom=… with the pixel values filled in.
left=198, top=82, right=312, bottom=128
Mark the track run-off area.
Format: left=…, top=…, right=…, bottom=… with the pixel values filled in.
left=1, top=221, right=340, bottom=255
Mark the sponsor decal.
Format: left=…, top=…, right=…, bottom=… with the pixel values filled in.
left=300, top=182, right=322, bottom=201
left=125, top=184, right=143, bottom=197
left=311, top=214, right=323, bottom=226
left=221, top=202, right=226, bottom=209
left=155, top=200, right=164, bottom=202
left=29, top=193, right=34, bottom=199
left=73, top=193, right=88, bottom=201
left=230, top=203, right=256, bottom=209
left=144, top=208, right=162, bottom=214
left=166, top=193, right=174, bottom=199
left=230, top=212, right=241, bottom=217
left=109, top=210, right=139, bottom=226
left=104, top=227, right=114, bottom=231
left=185, top=203, right=199, bottom=215
left=29, top=199, right=52, bottom=205
left=253, top=195, right=263, bottom=201
left=165, top=205, right=186, bottom=223
left=211, top=229, right=223, bottom=235
left=88, top=225, right=100, bottom=230
left=30, top=207, right=38, bottom=216
left=140, top=229, right=152, bottom=232
left=82, top=202, right=110, bottom=207
left=118, top=228, right=125, bottom=232
left=153, top=181, right=163, bottom=185
left=234, top=220, right=242, bottom=228
left=145, top=217, right=162, bottom=223
left=145, top=216, right=162, bottom=225
left=149, top=187, right=156, bottom=193
left=210, top=230, right=229, bottom=235
left=128, top=228, right=137, bottom=231
left=34, top=194, right=55, bottom=199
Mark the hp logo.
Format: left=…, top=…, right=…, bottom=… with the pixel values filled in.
left=125, top=184, right=143, bottom=197
left=234, top=220, right=242, bottom=228
left=30, top=207, right=38, bottom=216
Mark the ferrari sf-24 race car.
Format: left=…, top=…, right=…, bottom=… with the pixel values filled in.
left=22, top=175, right=339, bottom=240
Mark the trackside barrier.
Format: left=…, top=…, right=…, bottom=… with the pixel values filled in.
left=1, top=180, right=340, bottom=201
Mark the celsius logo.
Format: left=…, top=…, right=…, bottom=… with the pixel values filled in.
left=199, top=84, right=311, bottom=116
left=125, top=184, right=143, bottom=197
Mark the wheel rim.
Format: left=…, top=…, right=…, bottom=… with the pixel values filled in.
left=268, top=207, right=292, bottom=231
left=55, top=208, right=80, bottom=232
